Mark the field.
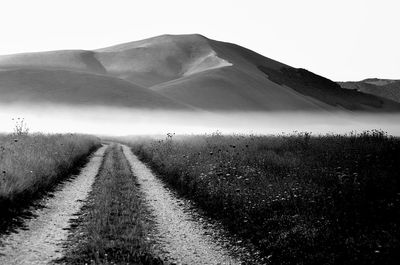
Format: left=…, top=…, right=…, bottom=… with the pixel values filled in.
left=127, top=131, right=400, bottom=265
left=0, top=133, right=100, bottom=230
left=1, top=131, right=399, bottom=264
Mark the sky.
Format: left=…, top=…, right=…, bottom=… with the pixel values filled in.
left=0, top=0, right=399, bottom=81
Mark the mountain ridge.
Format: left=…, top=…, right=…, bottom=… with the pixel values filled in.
left=1, top=34, right=399, bottom=112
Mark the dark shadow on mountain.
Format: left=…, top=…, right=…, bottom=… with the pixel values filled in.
left=258, top=66, right=400, bottom=112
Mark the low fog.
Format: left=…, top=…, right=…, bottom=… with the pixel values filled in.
left=1, top=104, right=400, bottom=136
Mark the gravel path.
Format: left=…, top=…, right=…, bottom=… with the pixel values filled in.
left=122, top=145, right=242, bottom=265
left=0, top=145, right=107, bottom=265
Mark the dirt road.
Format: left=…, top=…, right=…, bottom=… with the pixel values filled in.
left=122, top=145, right=245, bottom=265
left=0, top=145, right=107, bottom=265
left=0, top=144, right=255, bottom=264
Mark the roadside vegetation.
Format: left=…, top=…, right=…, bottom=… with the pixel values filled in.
left=0, top=132, right=100, bottom=231
left=128, top=131, right=400, bottom=265
left=61, top=144, right=163, bottom=264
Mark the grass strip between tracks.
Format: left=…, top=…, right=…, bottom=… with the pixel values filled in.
left=61, top=144, right=163, bottom=264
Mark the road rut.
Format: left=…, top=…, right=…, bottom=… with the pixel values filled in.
left=0, top=145, right=107, bottom=265
left=122, top=144, right=242, bottom=265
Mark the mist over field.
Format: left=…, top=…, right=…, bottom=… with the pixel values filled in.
left=1, top=104, right=399, bottom=136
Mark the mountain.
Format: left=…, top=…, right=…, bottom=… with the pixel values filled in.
left=338, top=78, right=400, bottom=103
left=0, top=68, right=187, bottom=109
left=1, top=34, right=399, bottom=112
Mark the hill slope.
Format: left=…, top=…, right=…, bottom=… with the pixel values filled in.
left=95, top=34, right=233, bottom=88
left=0, top=34, right=399, bottom=112
left=339, top=79, right=400, bottom=103
left=0, top=68, right=188, bottom=109
left=0, top=50, right=107, bottom=75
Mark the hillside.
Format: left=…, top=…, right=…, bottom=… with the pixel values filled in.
left=0, top=68, right=188, bottom=109
left=0, top=34, right=399, bottom=112
left=339, top=78, right=400, bottom=103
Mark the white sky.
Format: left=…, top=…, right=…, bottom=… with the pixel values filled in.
left=0, top=0, right=398, bottom=81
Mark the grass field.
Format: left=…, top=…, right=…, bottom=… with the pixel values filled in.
left=0, top=133, right=100, bottom=229
left=61, top=144, right=163, bottom=264
left=128, top=131, right=400, bottom=265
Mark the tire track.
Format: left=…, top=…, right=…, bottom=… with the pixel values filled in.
left=122, top=144, right=242, bottom=265
left=0, top=145, right=107, bottom=265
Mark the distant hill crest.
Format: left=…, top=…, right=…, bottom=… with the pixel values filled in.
left=339, top=78, right=400, bottom=104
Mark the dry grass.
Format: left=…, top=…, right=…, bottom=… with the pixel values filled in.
left=128, top=131, right=400, bottom=265
left=0, top=133, right=100, bottom=215
left=61, top=144, right=163, bottom=264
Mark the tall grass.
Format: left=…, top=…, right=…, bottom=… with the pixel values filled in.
left=129, top=131, right=400, bottom=265
left=0, top=133, right=100, bottom=214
